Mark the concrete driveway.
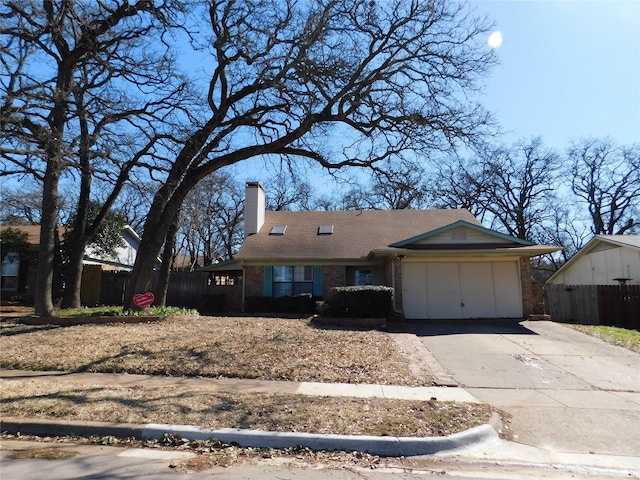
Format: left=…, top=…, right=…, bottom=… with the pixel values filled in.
left=406, top=320, right=640, bottom=457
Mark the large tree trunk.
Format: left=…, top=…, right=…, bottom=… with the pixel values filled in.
left=62, top=90, right=93, bottom=309
left=156, top=219, right=178, bottom=307
left=34, top=164, right=61, bottom=316
left=124, top=204, right=173, bottom=310
left=61, top=236, right=88, bottom=308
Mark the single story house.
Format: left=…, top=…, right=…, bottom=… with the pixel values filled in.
left=203, top=182, right=560, bottom=319
left=0, top=224, right=142, bottom=303
left=546, top=235, right=640, bottom=286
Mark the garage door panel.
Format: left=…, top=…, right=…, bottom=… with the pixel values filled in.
left=459, top=262, right=496, bottom=318
left=402, top=263, right=427, bottom=319
left=402, top=260, right=523, bottom=319
left=426, top=263, right=461, bottom=319
left=492, top=262, right=522, bottom=317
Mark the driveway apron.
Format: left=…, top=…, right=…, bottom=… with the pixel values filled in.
left=407, top=320, right=640, bottom=457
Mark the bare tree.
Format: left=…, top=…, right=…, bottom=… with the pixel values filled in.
left=370, top=158, right=432, bottom=209
left=1, top=1, right=185, bottom=313
left=568, top=138, right=640, bottom=235
left=0, top=183, right=44, bottom=225
left=0, top=181, right=80, bottom=227
left=431, top=155, right=494, bottom=221
left=334, top=158, right=431, bottom=210
left=433, top=138, right=560, bottom=241
left=264, top=170, right=312, bottom=211
left=177, top=172, right=244, bottom=267
left=112, top=180, right=157, bottom=234
left=125, top=0, right=497, bottom=308
left=481, top=138, right=560, bottom=241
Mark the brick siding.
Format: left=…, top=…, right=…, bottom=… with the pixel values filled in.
left=520, top=257, right=534, bottom=317
left=322, top=265, right=345, bottom=298
left=243, top=265, right=264, bottom=297
left=393, top=258, right=403, bottom=313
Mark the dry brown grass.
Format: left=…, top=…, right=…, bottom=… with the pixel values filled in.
left=0, top=315, right=498, bottom=441
left=1, top=316, right=423, bottom=385
left=1, top=379, right=492, bottom=437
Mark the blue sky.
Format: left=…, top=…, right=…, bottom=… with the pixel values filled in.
left=472, top=0, right=640, bottom=149
left=255, top=0, right=640, bottom=194
left=7, top=2, right=638, bottom=200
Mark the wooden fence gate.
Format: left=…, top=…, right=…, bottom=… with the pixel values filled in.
left=545, top=284, right=639, bottom=330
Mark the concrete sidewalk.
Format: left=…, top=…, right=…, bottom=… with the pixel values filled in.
left=0, top=368, right=478, bottom=402
left=0, top=369, right=490, bottom=457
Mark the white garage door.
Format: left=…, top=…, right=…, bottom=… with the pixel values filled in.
left=402, top=261, right=522, bottom=319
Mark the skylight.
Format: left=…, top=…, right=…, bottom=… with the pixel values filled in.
left=269, top=225, right=287, bottom=235
left=318, top=224, right=334, bottom=235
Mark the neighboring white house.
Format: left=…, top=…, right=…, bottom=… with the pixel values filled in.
left=0, top=224, right=143, bottom=302
left=546, top=235, right=640, bottom=286
left=83, top=225, right=141, bottom=271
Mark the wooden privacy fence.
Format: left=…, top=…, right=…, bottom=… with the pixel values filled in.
left=95, top=270, right=243, bottom=313
left=597, top=285, right=640, bottom=330
left=545, top=284, right=639, bottom=330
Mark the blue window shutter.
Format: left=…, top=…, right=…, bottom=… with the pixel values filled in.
left=264, top=266, right=273, bottom=297
left=313, top=266, right=323, bottom=297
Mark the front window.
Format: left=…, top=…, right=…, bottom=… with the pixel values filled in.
left=1, top=252, right=20, bottom=289
left=355, top=269, right=373, bottom=286
left=208, top=273, right=241, bottom=286
left=273, top=266, right=313, bottom=297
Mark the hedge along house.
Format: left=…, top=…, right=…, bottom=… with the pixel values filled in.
left=203, top=182, right=560, bottom=319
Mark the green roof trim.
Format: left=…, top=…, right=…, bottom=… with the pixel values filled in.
left=389, top=220, right=535, bottom=248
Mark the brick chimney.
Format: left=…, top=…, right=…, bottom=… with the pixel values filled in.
left=244, top=182, right=265, bottom=237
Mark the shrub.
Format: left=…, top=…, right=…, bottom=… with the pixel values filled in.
left=326, top=286, right=394, bottom=318
left=244, top=294, right=318, bottom=314
left=244, top=296, right=272, bottom=313
left=199, top=294, right=227, bottom=313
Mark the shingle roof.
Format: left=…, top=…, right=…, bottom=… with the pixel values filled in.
left=0, top=225, right=66, bottom=245
left=596, top=235, right=640, bottom=249
left=235, top=209, right=481, bottom=261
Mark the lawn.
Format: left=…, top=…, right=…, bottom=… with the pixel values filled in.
left=566, top=324, right=640, bottom=353
left=0, top=314, right=497, bottom=440
left=0, top=379, right=492, bottom=437
left=0, top=315, right=421, bottom=385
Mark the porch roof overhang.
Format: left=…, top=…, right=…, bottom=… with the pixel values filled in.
left=197, top=256, right=386, bottom=269
left=195, top=259, right=243, bottom=272
left=83, top=258, right=134, bottom=270
left=368, top=244, right=561, bottom=259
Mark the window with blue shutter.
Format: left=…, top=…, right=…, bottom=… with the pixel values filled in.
left=263, top=266, right=273, bottom=297
left=265, top=266, right=322, bottom=297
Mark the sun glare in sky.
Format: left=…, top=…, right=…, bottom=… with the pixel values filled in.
left=487, top=31, right=503, bottom=48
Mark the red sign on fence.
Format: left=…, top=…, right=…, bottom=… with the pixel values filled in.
left=133, top=292, right=155, bottom=309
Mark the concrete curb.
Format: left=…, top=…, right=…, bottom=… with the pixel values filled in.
left=1, top=416, right=499, bottom=457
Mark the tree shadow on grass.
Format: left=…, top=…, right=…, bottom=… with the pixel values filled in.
left=0, top=321, right=66, bottom=337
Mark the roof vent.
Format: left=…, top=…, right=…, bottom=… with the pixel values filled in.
left=318, top=224, right=334, bottom=235
left=269, top=225, right=287, bottom=235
